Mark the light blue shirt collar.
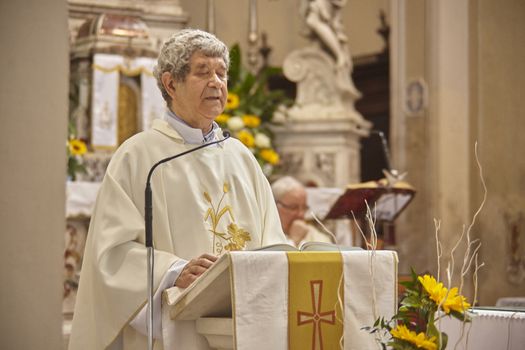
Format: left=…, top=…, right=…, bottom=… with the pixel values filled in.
left=164, top=109, right=219, bottom=144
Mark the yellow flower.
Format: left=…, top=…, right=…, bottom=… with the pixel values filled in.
left=68, top=139, right=87, bottom=156
left=418, top=275, right=448, bottom=306
left=216, top=113, right=230, bottom=124
left=418, top=275, right=470, bottom=314
left=226, top=93, right=240, bottom=110
left=260, top=148, right=280, bottom=165
left=242, top=114, right=261, bottom=128
left=391, top=324, right=437, bottom=350
left=237, top=130, right=255, bottom=147
left=442, top=287, right=471, bottom=314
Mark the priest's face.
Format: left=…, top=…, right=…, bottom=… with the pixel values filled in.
left=276, top=187, right=309, bottom=234
left=168, top=51, right=228, bottom=132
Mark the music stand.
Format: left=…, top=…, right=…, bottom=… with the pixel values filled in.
left=324, top=178, right=416, bottom=222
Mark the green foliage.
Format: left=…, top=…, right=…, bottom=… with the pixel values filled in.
left=364, top=269, right=472, bottom=350
left=227, top=44, right=291, bottom=123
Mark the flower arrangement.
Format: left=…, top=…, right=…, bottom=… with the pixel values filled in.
left=216, top=44, right=290, bottom=176
left=365, top=269, right=472, bottom=350
left=67, top=121, right=87, bottom=181
left=361, top=144, right=486, bottom=350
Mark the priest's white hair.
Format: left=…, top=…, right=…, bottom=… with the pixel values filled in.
left=271, top=176, right=305, bottom=201
left=153, top=28, right=230, bottom=104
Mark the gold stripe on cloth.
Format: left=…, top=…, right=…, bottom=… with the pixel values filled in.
left=287, top=252, right=344, bottom=350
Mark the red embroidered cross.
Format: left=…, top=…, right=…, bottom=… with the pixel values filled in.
left=297, top=280, right=336, bottom=350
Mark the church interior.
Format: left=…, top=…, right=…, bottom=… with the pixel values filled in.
left=1, top=0, right=524, bottom=348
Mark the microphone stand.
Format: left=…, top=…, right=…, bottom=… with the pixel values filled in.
left=145, top=131, right=230, bottom=350
left=371, top=130, right=392, bottom=172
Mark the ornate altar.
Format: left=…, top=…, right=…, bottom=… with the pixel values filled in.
left=69, top=13, right=171, bottom=181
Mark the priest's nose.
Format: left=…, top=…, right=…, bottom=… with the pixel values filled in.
left=208, top=74, right=223, bottom=88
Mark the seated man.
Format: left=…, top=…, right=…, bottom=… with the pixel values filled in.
left=271, top=176, right=334, bottom=247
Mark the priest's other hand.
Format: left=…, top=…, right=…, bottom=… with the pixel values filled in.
left=175, top=253, right=218, bottom=288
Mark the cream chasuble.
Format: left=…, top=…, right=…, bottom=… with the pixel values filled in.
left=69, top=119, right=286, bottom=350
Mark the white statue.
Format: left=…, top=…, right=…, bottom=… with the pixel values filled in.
left=302, top=0, right=350, bottom=70
left=280, top=0, right=365, bottom=126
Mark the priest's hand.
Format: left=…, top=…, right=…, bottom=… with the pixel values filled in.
left=175, top=253, right=218, bottom=288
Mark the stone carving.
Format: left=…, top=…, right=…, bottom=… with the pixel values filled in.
left=279, top=152, right=304, bottom=176
left=272, top=1, right=371, bottom=188
left=302, top=0, right=352, bottom=71
left=315, top=152, right=336, bottom=184
left=280, top=0, right=367, bottom=132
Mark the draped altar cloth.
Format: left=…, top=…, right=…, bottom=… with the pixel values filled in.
left=91, top=53, right=165, bottom=148
left=163, top=250, right=398, bottom=350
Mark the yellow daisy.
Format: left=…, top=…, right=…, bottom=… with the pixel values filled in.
left=260, top=148, right=280, bottom=165
left=68, top=139, right=87, bottom=156
left=237, top=130, right=255, bottom=148
left=390, top=324, right=437, bottom=350
left=242, top=114, right=261, bottom=128
left=226, top=93, right=240, bottom=110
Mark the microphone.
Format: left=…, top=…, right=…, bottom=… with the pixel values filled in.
left=144, top=129, right=230, bottom=349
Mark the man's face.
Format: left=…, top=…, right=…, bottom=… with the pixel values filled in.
left=171, top=51, right=228, bottom=131
left=276, top=188, right=309, bottom=234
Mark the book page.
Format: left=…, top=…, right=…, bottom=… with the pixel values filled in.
left=375, top=193, right=412, bottom=221
left=300, top=241, right=362, bottom=252
left=252, top=243, right=298, bottom=251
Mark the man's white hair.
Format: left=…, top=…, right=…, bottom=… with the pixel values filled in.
left=271, top=176, right=305, bottom=201
left=153, top=29, right=230, bottom=105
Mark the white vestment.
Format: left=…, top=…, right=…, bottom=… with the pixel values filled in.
left=69, top=119, right=286, bottom=349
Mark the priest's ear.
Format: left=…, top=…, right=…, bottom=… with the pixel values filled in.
left=161, top=72, right=177, bottom=99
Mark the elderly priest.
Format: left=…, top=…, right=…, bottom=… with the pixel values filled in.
left=69, top=29, right=287, bottom=350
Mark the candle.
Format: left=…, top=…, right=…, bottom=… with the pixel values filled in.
left=249, top=0, right=257, bottom=34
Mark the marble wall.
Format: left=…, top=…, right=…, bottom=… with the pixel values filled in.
left=473, top=0, right=525, bottom=305
left=394, top=0, right=525, bottom=305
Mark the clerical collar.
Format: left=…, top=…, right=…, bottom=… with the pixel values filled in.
left=164, top=109, right=218, bottom=144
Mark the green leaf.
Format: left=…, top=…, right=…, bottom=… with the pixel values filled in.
left=440, top=332, right=448, bottom=349
left=228, top=44, right=241, bottom=88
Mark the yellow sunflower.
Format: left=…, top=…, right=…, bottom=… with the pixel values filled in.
left=242, top=114, right=261, bottom=128
left=237, top=130, right=255, bottom=148
left=390, top=324, right=437, bottom=350
left=260, top=148, right=280, bottom=165
left=68, top=139, right=87, bottom=156
left=215, top=113, right=230, bottom=124
left=226, top=93, right=240, bottom=110
left=418, top=275, right=448, bottom=306
left=442, top=287, right=471, bottom=314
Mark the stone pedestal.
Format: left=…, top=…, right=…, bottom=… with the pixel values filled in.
left=272, top=117, right=368, bottom=188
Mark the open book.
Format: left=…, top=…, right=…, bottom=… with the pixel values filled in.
left=254, top=241, right=361, bottom=252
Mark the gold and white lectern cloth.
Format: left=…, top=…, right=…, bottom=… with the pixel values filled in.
left=230, top=250, right=397, bottom=350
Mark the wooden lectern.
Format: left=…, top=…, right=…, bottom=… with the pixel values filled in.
left=324, top=179, right=416, bottom=247
left=324, top=179, right=416, bottom=221
left=163, top=250, right=398, bottom=350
